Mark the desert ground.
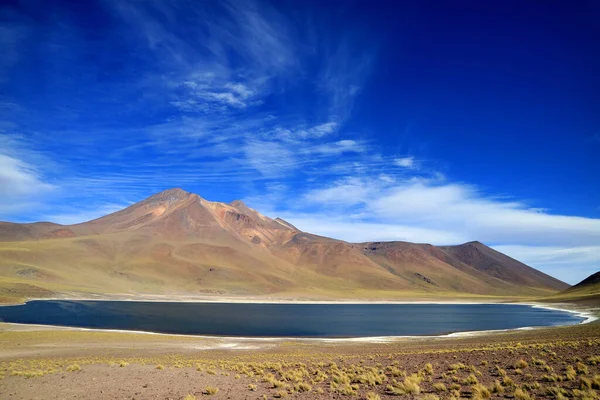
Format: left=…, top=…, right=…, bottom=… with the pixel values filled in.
left=1, top=300, right=599, bottom=400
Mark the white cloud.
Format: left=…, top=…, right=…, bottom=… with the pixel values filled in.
left=290, top=177, right=600, bottom=278
left=46, top=203, right=131, bottom=225
left=112, top=0, right=296, bottom=117
left=0, top=154, right=54, bottom=199
left=176, top=78, right=261, bottom=111
left=0, top=135, right=57, bottom=217
left=394, top=156, right=416, bottom=168
left=101, top=0, right=371, bottom=186
left=358, top=181, right=600, bottom=247
left=273, top=121, right=339, bottom=141
left=280, top=213, right=467, bottom=245
left=492, top=245, right=600, bottom=285
left=243, top=140, right=296, bottom=176
left=298, top=122, right=338, bottom=138
left=303, top=177, right=372, bottom=206
left=226, top=82, right=255, bottom=99
left=310, top=140, right=366, bottom=155
left=319, top=42, right=372, bottom=121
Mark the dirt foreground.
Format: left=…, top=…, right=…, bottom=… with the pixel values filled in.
left=1, top=303, right=599, bottom=400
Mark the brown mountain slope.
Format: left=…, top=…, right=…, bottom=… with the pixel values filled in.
left=439, top=241, right=568, bottom=291
left=0, top=188, right=568, bottom=302
left=358, top=241, right=538, bottom=295
left=557, top=271, right=600, bottom=299
left=568, top=271, right=600, bottom=290
left=539, top=271, right=600, bottom=306
left=0, top=221, right=75, bottom=241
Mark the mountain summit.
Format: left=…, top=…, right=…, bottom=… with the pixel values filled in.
left=0, top=189, right=569, bottom=302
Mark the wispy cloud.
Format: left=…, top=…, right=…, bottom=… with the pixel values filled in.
left=0, top=154, right=56, bottom=214
left=394, top=156, right=416, bottom=168
left=0, top=133, right=57, bottom=217
left=298, top=177, right=600, bottom=247
left=171, top=75, right=263, bottom=112
left=492, top=245, right=600, bottom=285
left=276, top=174, right=600, bottom=284
left=311, top=140, right=366, bottom=155
left=96, top=0, right=372, bottom=184
left=243, top=140, right=296, bottom=176
left=46, top=202, right=131, bottom=225
left=318, top=41, right=373, bottom=121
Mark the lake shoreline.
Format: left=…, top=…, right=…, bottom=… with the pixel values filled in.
left=0, top=299, right=596, bottom=341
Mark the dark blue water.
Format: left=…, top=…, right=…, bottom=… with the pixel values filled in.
left=0, top=301, right=584, bottom=338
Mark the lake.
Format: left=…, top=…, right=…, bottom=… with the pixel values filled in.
left=0, top=301, right=585, bottom=338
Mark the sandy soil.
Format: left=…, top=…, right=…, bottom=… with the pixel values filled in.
left=1, top=302, right=599, bottom=400
left=7, top=290, right=557, bottom=305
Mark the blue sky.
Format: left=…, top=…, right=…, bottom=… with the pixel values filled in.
left=1, top=0, right=599, bottom=284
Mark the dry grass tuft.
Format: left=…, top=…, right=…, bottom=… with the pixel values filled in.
left=577, top=362, right=589, bottom=375
left=546, top=386, right=569, bottom=400
left=472, top=384, right=491, bottom=400
left=65, top=364, right=81, bottom=372
left=587, top=356, right=600, bottom=365
left=580, top=377, right=593, bottom=389
left=366, top=392, right=381, bottom=400
left=332, top=382, right=359, bottom=395
left=423, top=363, right=434, bottom=375
left=502, top=376, right=515, bottom=387
left=565, top=365, right=577, bottom=380
left=204, top=386, right=219, bottom=395
left=491, top=380, right=504, bottom=394
left=532, top=358, right=546, bottom=366
left=523, top=382, right=541, bottom=391
left=294, top=382, right=312, bottom=392
left=449, top=363, right=466, bottom=371
left=572, top=389, right=598, bottom=400
left=433, top=383, right=447, bottom=392
left=514, top=388, right=533, bottom=400
left=463, top=374, right=479, bottom=385
left=387, top=375, right=421, bottom=396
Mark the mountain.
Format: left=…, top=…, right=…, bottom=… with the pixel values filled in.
left=569, top=271, right=600, bottom=291
left=548, top=271, right=600, bottom=304
left=438, top=241, right=567, bottom=292
left=0, top=188, right=569, bottom=303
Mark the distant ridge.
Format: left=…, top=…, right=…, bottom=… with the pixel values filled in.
left=0, top=188, right=569, bottom=303
left=569, top=271, right=600, bottom=290
left=439, top=241, right=567, bottom=292
left=543, top=271, right=600, bottom=305
left=561, top=271, right=600, bottom=297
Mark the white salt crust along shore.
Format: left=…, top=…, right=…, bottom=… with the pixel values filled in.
left=0, top=301, right=596, bottom=345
